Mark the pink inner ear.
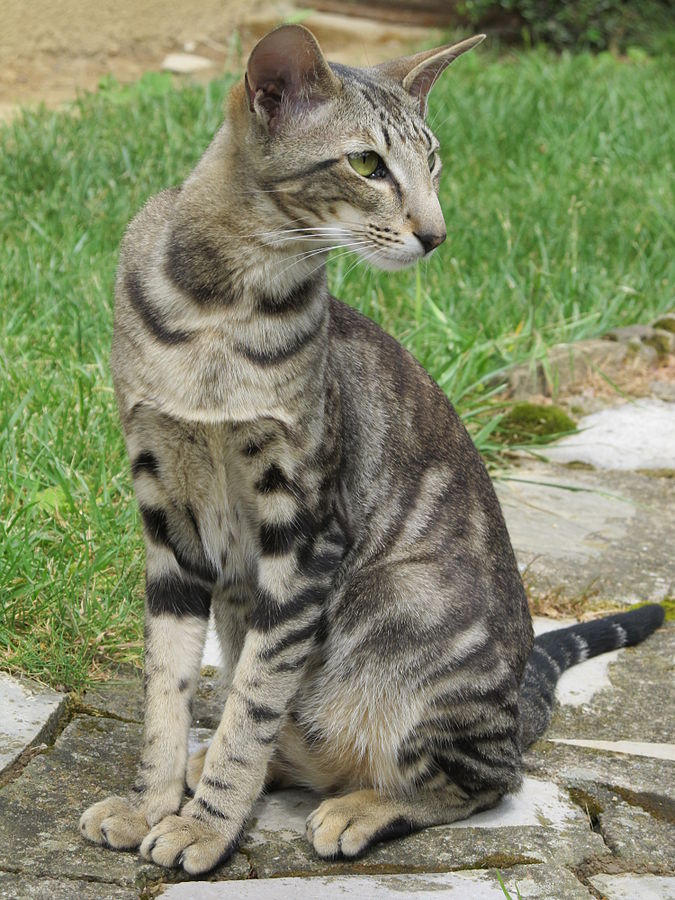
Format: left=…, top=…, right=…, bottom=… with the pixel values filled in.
left=246, top=25, right=334, bottom=109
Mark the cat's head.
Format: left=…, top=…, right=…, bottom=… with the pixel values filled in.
left=229, top=25, right=484, bottom=272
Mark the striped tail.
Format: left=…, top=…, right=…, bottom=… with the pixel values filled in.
left=519, top=604, right=665, bottom=749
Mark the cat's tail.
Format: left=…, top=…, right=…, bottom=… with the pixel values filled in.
left=518, top=604, right=665, bottom=749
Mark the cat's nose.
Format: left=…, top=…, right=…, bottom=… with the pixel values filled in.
left=414, top=231, right=447, bottom=254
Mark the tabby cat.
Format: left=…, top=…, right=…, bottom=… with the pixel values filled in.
left=79, top=24, right=664, bottom=875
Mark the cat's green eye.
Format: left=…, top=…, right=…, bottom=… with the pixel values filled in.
left=348, top=151, right=382, bottom=178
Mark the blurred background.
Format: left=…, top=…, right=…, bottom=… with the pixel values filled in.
left=2, top=0, right=673, bottom=119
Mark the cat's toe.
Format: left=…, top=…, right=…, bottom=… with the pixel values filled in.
left=140, top=812, right=235, bottom=874
left=80, top=796, right=148, bottom=849
left=307, top=795, right=404, bottom=859
left=306, top=798, right=355, bottom=858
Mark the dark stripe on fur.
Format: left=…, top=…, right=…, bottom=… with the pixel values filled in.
left=146, top=573, right=211, bottom=618
left=246, top=698, right=281, bottom=723
left=362, top=816, right=415, bottom=854
left=248, top=584, right=329, bottom=631
left=299, top=549, right=343, bottom=578
left=272, top=653, right=310, bottom=673
left=235, top=319, right=322, bottom=367
left=125, top=269, right=192, bottom=344
left=259, top=619, right=319, bottom=661
left=131, top=450, right=160, bottom=478
left=259, top=521, right=297, bottom=556
left=165, top=230, right=237, bottom=306
left=140, top=505, right=170, bottom=544
left=201, top=776, right=233, bottom=792
left=256, top=465, right=293, bottom=495
left=140, top=505, right=217, bottom=582
left=265, top=158, right=341, bottom=185
left=195, top=797, right=230, bottom=820
left=257, top=274, right=320, bottom=316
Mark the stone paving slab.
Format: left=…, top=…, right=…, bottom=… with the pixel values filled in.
left=0, top=673, right=67, bottom=777
left=546, top=398, right=675, bottom=471
left=589, top=873, right=675, bottom=899
left=241, top=787, right=605, bottom=880
left=0, top=712, right=607, bottom=889
left=0, top=872, right=137, bottom=899
left=162, top=866, right=593, bottom=899
left=0, top=716, right=249, bottom=889
left=496, top=461, right=675, bottom=603
left=598, top=794, right=675, bottom=872
left=525, top=740, right=675, bottom=803
left=82, top=670, right=225, bottom=731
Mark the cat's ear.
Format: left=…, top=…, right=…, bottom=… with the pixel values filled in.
left=377, top=34, right=485, bottom=117
left=245, top=24, right=341, bottom=133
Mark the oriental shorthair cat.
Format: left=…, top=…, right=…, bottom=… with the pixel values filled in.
left=80, top=25, right=665, bottom=874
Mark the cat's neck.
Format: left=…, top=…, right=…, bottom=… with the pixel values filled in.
left=164, top=122, right=331, bottom=318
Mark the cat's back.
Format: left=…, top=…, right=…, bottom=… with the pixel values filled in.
left=327, top=295, right=479, bottom=471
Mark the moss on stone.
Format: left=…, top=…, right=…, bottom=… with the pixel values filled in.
left=474, top=852, right=541, bottom=869
left=627, top=598, right=675, bottom=622
left=568, top=787, right=604, bottom=822
left=499, top=403, right=576, bottom=445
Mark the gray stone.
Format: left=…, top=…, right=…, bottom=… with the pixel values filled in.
left=162, top=866, right=592, bottom=898
left=496, top=461, right=675, bottom=603
left=0, top=673, right=67, bottom=777
left=0, top=715, right=249, bottom=887
left=544, top=399, right=675, bottom=470
left=589, top=873, right=675, bottom=899
left=525, top=739, right=675, bottom=803
left=598, top=795, right=675, bottom=871
left=606, top=324, right=659, bottom=343
left=82, top=669, right=225, bottom=729
left=241, top=786, right=605, bottom=879
left=651, top=380, right=675, bottom=402
left=0, top=872, right=137, bottom=899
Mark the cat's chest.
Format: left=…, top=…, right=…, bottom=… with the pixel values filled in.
left=114, top=287, right=329, bottom=426
left=127, top=410, right=303, bottom=586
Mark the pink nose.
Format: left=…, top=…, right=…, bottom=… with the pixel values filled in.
left=414, top=231, right=446, bottom=254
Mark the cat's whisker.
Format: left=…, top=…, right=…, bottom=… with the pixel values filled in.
left=274, top=241, right=372, bottom=280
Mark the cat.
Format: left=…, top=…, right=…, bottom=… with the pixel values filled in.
left=79, top=24, right=665, bottom=875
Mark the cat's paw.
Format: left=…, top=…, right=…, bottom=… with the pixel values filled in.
left=186, top=744, right=209, bottom=794
left=306, top=793, right=408, bottom=859
left=139, top=805, right=238, bottom=874
left=79, top=795, right=149, bottom=850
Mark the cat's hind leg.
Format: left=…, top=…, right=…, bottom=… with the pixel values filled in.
left=306, top=781, right=500, bottom=859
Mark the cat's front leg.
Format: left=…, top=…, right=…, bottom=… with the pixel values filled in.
left=80, top=563, right=211, bottom=850
left=140, top=514, right=344, bottom=874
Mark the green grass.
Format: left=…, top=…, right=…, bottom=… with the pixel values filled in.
left=1, top=49, right=673, bottom=688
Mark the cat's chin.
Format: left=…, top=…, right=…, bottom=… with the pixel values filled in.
left=362, top=251, right=424, bottom=273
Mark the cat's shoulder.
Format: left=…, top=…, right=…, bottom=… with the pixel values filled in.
left=328, top=294, right=397, bottom=350
left=119, top=186, right=181, bottom=262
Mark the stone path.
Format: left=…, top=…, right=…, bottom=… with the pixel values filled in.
left=1, top=399, right=673, bottom=898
